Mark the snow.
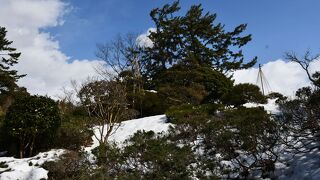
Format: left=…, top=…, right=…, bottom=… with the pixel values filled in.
left=244, top=99, right=279, bottom=113
left=276, top=148, right=320, bottom=180
left=84, top=115, right=172, bottom=160
left=109, top=115, right=171, bottom=143
left=145, top=90, right=157, bottom=93
left=0, top=149, right=65, bottom=180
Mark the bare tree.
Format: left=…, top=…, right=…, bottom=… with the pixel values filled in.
left=95, top=33, right=143, bottom=79
left=56, top=80, right=82, bottom=115
left=78, top=78, right=136, bottom=147
left=95, top=33, right=145, bottom=114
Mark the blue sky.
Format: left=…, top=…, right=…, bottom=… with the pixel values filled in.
left=1, top=0, right=319, bottom=96
left=46, top=0, right=320, bottom=65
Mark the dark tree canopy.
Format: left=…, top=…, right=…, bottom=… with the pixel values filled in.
left=4, top=95, right=61, bottom=158
left=157, top=64, right=233, bottom=105
left=0, top=26, right=25, bottom=95
left=222, top=83, right=267, bottom=107
left=142, top=1, right=256, bottom=79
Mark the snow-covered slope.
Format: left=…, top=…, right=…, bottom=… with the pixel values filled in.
left=1, top=114, right=319, bottom=180
left=109, top=114, right=171, bottom=143
left=84, top=115, right=172, bottom=156
left=276, top=148, right=320, bottom=179
left=0, top=149, right=64, bottom=180
left=0, top=115, right=171, bottom=180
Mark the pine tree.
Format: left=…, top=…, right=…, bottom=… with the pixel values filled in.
left=140, top=1, right=257, bottom=106
left=0, top=26, right=25, bottom=95
left=142, top=1, right=257, bottom=80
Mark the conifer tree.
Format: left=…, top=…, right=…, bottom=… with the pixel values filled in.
left=142, top=1, right=257, bottom=80
left=140, top=1, right=257, bottom=105
left=0, top=26, right=25, bottom=95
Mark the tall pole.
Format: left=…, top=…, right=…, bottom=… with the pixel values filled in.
left=259, top=64, right=265, bottom=95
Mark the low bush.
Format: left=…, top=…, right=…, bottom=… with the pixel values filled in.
left=166, top=103, right=220, bottom=125
left=222, top=83, right=267, bottom=107
left=43, top=151, right=92, bottom=180
left=166, top=104, right=279, bottom=179
left=88, top=130, right=195, bottom=179
left=53, top=115, right=93, bottom=151
left=136, top=91, right=169, bottom=117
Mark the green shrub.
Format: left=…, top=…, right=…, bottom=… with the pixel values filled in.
left=43, top=151, right=92, bottom=180
left=222, top=83, right=267, bottom=107
left=0, top=122, right=16, bottom=156
left=91, top=142, right=126, bottom=178
left=53, top=115, right=93, bottom=151
left=137, top=91, right=169, bottom=117
left=165, top=104, right=278, bottom=178
left=155, top=65, right=234, bottom=106
left=121, top=130, right=194, bottom=179
left=3, top=95, right=61, bottom=158
left=87, top=130, right=196, bottom=179
left=198, top=107, right=278, bottom=178
left=0, top=109, right=4, bottom=119
left=166, top=104, right=220, bottom=125
left=0, top=161, right=8, bottom=168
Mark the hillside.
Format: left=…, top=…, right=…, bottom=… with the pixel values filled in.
left=0, top=115, right=171, bottom=180
left=1, top=111, right=320, bottom=179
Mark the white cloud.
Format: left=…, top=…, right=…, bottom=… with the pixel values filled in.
left=233, top=59, right=320, bottom=97
left=136, top=28, right=155, bottom=48
left=0, top=0, right=102, bottom=97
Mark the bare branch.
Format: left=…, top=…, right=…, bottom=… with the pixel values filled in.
left=285, top=51, right=320, bottom=85
left=78, top=78, right=137, bottom=146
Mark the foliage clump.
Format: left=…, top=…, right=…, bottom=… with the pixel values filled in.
left=43, top=151, right=93, bottom=180
left=3, top=95, right=61, bottom=158
left=222, top=83, right=267, bottom=107
left=89, top=130, right=195, bottom=179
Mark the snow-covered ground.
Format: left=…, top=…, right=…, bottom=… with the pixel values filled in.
left=109, top=115, right=171, bottom=143
left=244, top=100, right=320, bottom=179
left=84, top=115, right=172, bottom=158
left=0, top=115, right=171, bottom=180
left=1, top=113, right=319, bottom=179
left=276, top=148, right=320, bottom=179
left=0, top=149, right=65, bottom=180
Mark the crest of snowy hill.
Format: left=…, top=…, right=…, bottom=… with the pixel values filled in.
left=84, top=115, right=172, bottom=160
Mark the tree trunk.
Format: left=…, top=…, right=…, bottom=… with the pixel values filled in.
left=19, top=141, right=24, bottom=158
left=29, top=135, right=36, bottom=157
